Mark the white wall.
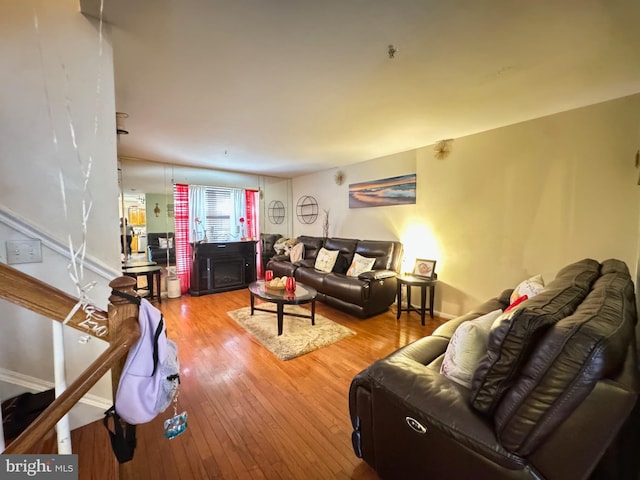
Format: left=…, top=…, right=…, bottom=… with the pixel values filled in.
left=262, top=176, right=293, bottom=237
left=0, top=0, right=119, bottom=421
left=292, top=94, right=640, bottom=317
left=1, top=0, right=120, bottom=267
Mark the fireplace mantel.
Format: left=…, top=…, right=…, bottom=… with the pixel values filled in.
left=190, top=241, right=257, bottom=296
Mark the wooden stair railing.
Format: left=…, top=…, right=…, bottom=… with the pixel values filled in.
left=0, top=263, right=114, bottom=342
left=0, top=263, right=141, bottom=463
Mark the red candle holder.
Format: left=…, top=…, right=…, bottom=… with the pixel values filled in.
left=285, top=276, right=296, bottom=293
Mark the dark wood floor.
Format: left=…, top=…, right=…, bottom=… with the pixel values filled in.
left=73, top=289, right=447, bottom=479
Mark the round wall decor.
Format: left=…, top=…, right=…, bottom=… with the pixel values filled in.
left=296, top=196, right=318, bottom=224
left=268, top=200, right=285, bottom=224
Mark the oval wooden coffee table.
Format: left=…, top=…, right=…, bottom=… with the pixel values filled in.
left=248, top=281, right=317, bottom=336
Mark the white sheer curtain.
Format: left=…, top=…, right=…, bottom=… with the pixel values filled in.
left=188, top=185, right=207, bottom=243
left=229, top=188, right=246, bottom=239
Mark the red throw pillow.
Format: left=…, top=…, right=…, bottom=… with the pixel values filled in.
left=504, top=294, right=528, bottom=312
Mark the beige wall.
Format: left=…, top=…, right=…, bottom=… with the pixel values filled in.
left=293, top=94, right=640, bottom=317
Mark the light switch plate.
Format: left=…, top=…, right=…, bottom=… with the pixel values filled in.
left=6, top=239, right=43, bottom=264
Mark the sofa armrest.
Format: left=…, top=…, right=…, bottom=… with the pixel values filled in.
left=351, top=355, right=523, bottom=473
left=386, top=335, right=450, bottom=366
left=358, top=269, right=397, bottom=281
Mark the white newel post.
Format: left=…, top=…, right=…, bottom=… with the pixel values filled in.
left=52, top=321, right=72, bottom=454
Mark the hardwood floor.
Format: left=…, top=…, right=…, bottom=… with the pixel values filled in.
left=73, top=289, right=447, bottom=479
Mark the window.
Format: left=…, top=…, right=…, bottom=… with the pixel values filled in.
left=189, top=185, right=251, bottom=243
left=204, top=187, right=234, bottom=242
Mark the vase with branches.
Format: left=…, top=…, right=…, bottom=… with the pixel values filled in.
left=322, top=209, right=329, bottom=238
left=194, top=217, right=207, bottom=243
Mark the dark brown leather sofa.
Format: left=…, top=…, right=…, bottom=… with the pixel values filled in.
left=349, top=258, right=640, bottom=479
left=266, top=236, right=403, bottom=318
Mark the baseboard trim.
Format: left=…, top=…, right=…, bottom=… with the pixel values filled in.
left=0, top=368, right=111, bottom=411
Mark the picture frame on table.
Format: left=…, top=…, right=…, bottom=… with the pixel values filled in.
left=412, top=259, right=436, bottom=279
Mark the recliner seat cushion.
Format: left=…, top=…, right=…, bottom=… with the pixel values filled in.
left=495, top=259, right=636, bottom=455
left=323, top=274, right=369, bottom=306
left=470, top=258, right=601, bottom=415
left=295, top=266, right=328, bottom=291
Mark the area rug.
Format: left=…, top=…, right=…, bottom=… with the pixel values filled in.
left=227, top=304, right=356, bottom=360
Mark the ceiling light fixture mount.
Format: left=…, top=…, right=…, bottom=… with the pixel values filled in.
left=434, top=139, right=454, bottom=160
left=388, top=44, right=397, bottom=59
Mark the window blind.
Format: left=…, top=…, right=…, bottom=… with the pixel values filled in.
left=204, top=187, right=233, bottom=242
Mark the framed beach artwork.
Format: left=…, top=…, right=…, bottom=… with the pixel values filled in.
left=348, top=174, right=416, bottom=208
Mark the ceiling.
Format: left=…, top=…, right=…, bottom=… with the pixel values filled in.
left=81, top=0, right=640, bottom=178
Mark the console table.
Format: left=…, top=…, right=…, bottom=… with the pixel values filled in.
left=396, top=274, right=438, bottom=325
left=190, top=241, right=257, bottom=296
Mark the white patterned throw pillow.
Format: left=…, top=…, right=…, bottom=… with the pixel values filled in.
left=314, top=247, right=339, bottom=273
left=346, top=253, right=376, bottom=277
left=440, top=309, right=504, bottom=388
left=510, top=274, right=545, bottom=304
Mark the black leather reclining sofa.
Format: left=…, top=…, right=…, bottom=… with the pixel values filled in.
left=266, top=235, right=403, bottom=318
left=349, top=258, right=640, bottom=479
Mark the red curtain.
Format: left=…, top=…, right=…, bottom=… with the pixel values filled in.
left=245, top=189, right=262, bottom=278
left=174, top=184, right=191, bottom=293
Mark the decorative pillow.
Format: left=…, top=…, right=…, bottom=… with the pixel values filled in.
left=346, top=253, right=376, bottom=277
left=440, top=310, right=504, bottom=388
left=283, top=238, right=297, bottom=256
left=510, top=274, right=544, bottom=304
left=158, top=237, right=168, bottom=248
left=332, top=255, right=350, bottom=274
left=273, top=237, right=289, bottom=255
left=314, top=248, right=339, bottom=273
left=289, top=242, right=304, bottom=263
left=167, top=237, right=174, bottom=249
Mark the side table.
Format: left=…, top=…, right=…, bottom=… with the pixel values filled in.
left=123, top=265, right=163, bottom=303
left=396, top=274, right=438, bottom=325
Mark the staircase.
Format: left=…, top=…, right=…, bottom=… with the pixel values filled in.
left=0, top=263, right=141, bottom=479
